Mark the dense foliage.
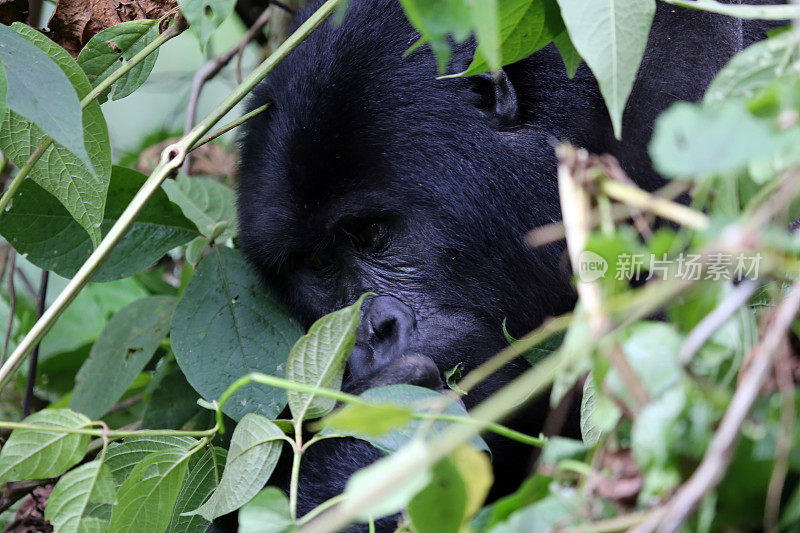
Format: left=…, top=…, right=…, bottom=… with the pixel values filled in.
left=0, top=0, right=798, bottom=532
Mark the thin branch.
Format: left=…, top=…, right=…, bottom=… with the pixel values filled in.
left=662, top=0, right=800, bottom=19
left=190, top=103, right=270, bottom=151
left=678, top=279, right=760, bottom=366
left=236, top=6, right=274, bottom=84
left=22, top=271, right=47, bottom=418
left=764, top=351, right=795, bottom=533
left=599, top=179, right=710, bottom=231
left=1, top=250, right=16, bottom=365
left=182, top=5, right=275, bottom=171
left=652, top=280, right=800, bottom=533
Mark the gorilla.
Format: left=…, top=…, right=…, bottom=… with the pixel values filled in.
left=236, top=1, right=777, bottom=530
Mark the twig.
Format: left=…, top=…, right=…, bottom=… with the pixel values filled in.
left=599, top=179, right=709, bottom=231
left=236, top=6, right=274, bottom=84
left=764, top=350, right=795, bottom=533
left=106, top=394, right=143, bottom=415
left=0, top=478, right=54, bottom=514
left=678, top=279, right=760, bottom=366
left=182, top=5, right=275, bottom=171
left=190, top=103, right=270, bottom=151
left=22, top=271, right=47, bottom=418
left=663, top=0, right=800, bottom=19
left=651, top=280, right=800, bottom=533
left=1, top=250, right=16, bottom=365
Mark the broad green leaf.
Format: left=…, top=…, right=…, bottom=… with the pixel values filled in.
left=0, top=409, right=91, bottom=482
left=468, top=0, right=500, bottom=71
left=649, top=101, right=797, bottom=178
left=0, top=24, right=91, bottom=169
left=108, top=449, right=193, bottom=533
left=610, top=322, right=683, bottom=401
left=69, top=296, right=177, bottom=419
left=343, top=439, right=431, bottom=521
left=172, top=247, right=304, bottom=421
left=410, top=447, right=491, bottom=533
left=188, top=414, right=284, bottom=521
left=398, top=0, right=474, bottom=72
left=162, top=174, right=238, bottom=241
left=322, top=403, right=415, bottom=436
left=0, top=23, right=111, bottom=247
left=321, top=385, right=489, bottom=454
left=471, top=474, right=552, bottom=531
left=142, top=367, right=209, bottom=431
left=553, top=30, right=581, bottom=78
left=705, top=30, right=800, bottom=106
left=557, top=0, right=655, bottom=138
left=105, top=436, right=197, bottom=487
left=461, top=0, right=563, bottom=76
left=408, top=456, right=467, bottom=533
left=287, top=293, right=370, bottom=422
left=179, top=0, right=236, bottom=51
left=238, top=487, right=295, bottom=533
left=579, top=374, right=620, bottom=447
left=168, top=446, right=227, bottom=533
left=45, top=460, right=117, bottom=533
left=489, top=492, right=582, bottom=533
left=77, top=20, right=160, bottom=104
left=0, top=60, right=7, bottom=123
left=0, top=167, right=198, bottom=281
left=40, top=278, right=148, bottom=360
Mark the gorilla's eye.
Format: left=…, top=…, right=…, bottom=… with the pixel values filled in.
left=354, top=221, right=384, bottom=249
left=304, top=253, right=328, bottom=271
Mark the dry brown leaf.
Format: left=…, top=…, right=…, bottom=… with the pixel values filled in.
left=44, top=0, right=177, bottom=58
left=0, top=0, right=27, bottom=25
left=2, top=486, right=53, bottom=533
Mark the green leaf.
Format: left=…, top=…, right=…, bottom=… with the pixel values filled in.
left=45, top=460, right=117, bottom=533
left=178, top=0, right=236, bottom=51
left=142, top=367, right=209, bottom=431
left=287, top=293, right=370, bottom=422
left=611, top=322, right=683, bottom=400
left=579, top=374, right=620, bottom=447
left=0, top=60, right=7, bottom=123
left=0, top=166, right=197, bottom=281
left=162, top=174, right=238, bottom=242
left=553, top=31, right=581, bottom=79
left=0, top=23, right=111, bottom=247
left=0, top=409, right=91, bottom=482
left=77, top=20, right=160, bottom=104
left=167, top=446, right=227, bottom=533
left=188, top=414, right=284, bottom=521
left=238, top=487, right=295, bottom=533
left=172, top=246, right=304, bottom=421
left=105, top=436, right=197, bottom=487
left=444, top=362, right=466, bottom=395
left=322, top=403, right=415, bottom=436
left=40, top=278, right=148, bottom=360
left=408, top=456, right=467, bottom=533
left=398, top=0, right=474, bottom=72
left=705, top=29, right=800, bottom=106
left=0, top=24, right=91, bottom=169
left=343, top=439, right=432, bottom=521
left=108, top=448, right=193, bottom=533
left=489, top=492, right=582, bottom=533
left=649, top=101, right=796, bottom=178
left=321, top=385, right=489, bottom=455
left=557, top=0, right=655, bottom=138
left=461, top=0, right=563, bottom=76
left=69, top=296, right=177, bottom=419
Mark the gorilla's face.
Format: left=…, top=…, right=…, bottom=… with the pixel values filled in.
left=238, top=0, right=591, bottom=402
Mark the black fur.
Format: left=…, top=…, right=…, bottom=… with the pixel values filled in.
left=235, top=1, right=778, bottom=531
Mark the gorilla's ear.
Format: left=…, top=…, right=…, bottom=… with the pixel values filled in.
left=468, top=68, right=518, bottom=127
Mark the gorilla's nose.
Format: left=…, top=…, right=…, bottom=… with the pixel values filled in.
left=348, top=295, right=417, bottom=380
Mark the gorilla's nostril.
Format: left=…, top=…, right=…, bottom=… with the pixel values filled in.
left=372, top=316, right=397, bottom=341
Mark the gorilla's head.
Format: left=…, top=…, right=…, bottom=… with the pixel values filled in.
left=237, top=0, right=743, bottom=403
